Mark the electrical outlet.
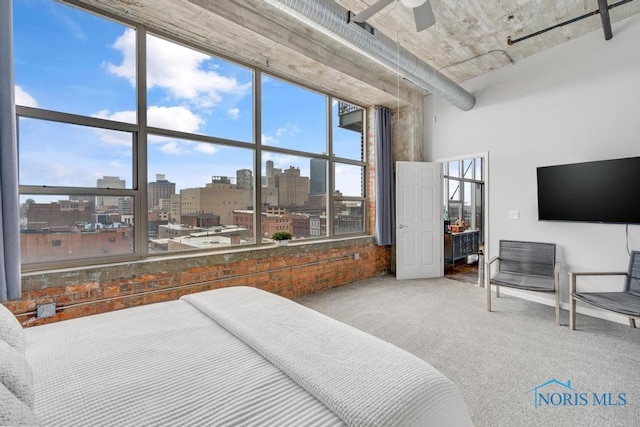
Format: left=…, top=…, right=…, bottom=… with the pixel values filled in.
left=36, top=303, right=56, bottom=318
left=508, top=210, right=520, bottom=220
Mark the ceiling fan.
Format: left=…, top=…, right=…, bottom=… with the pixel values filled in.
left=351, top=0, right=436, bottom=32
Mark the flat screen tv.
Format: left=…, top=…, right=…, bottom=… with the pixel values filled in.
left=536, top=156, right=640, bottom=224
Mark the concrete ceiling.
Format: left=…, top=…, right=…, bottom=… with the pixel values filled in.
left=72, top=0, right=640, bottom=109
left=341, top=0, right=640, bottom=82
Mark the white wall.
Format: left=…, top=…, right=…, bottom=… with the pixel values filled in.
left=424, top=14, right=640, bottom=324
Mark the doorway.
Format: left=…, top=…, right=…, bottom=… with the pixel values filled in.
left=439, top=154, right=487, bottom=285
left=395, top=161, right=443, bottom=280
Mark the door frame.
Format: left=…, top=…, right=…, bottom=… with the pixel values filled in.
left=436, top=151, right=490, bottom=285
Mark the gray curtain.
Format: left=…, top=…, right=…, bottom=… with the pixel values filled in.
left=374, top=106, right=395, bottom=246
left=0, top=0, right=21, bottom=301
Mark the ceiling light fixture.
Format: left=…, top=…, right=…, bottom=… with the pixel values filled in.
left=351, top=0, right=436, bottom=32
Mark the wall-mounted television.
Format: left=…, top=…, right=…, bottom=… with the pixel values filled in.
left=536, top=156, right=640, bottom=224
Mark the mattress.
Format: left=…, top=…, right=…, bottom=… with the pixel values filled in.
left=183, top=286, right=474, bottom=427
left=7, top=286, right=474, bottom=426
left=24, top=299, right=345, bottom=426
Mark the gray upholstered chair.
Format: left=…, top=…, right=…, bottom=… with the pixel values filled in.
left=487, top=240, right=560, bottom=325
left=569, top=251, right=640, bottom=331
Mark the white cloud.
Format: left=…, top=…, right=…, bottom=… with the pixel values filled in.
left=93, top=109, right=136, bottom=124
left=49, top=163, right=74, bottom=180
left=147, top=106, right=205, bottom=132
left=227, top=108, right=240, bottom=120
left=90, top=109, right=134, bottom=147
left=20, top=153, right=106, bottom=188
left=90, top=105, right=214, bottom=157
left=160, top=141, right=185, bottom=155
left=105, top=29, right=251, bottom=108
left=91, top=106, right=204, bottom=146
left=261, top=134, right=278, bottom=145
left=15, top=85, right=38, bottom=107
left=195, top=143, right=218, bottom=154
left=275, top=123, right=300, bottom=137
left=109, top=160, right=127, bottom=169
left=262, top=152, right=298, bottom=169
left=154, top=140, right=218, bottom=157
left=104, top=29, right=136, bottom=84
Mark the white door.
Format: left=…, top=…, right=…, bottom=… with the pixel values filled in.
left=396, top=161, right=443, bottom=280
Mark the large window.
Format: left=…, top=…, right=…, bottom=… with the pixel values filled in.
left=145, top=33, right=254, bottom=142
left=13, top=0, right=366, bottom=269
left=444, top=157, right=484, bottom=241
left=261, top=76, right=326, bottom=154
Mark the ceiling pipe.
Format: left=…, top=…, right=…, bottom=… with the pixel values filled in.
left=263, top=0, right=475, bottom=111
left=597, top=0, right=613, bottom=40
left=507, top=0, right=633, bottom=45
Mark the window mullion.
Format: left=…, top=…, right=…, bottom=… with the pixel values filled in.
left=135, top=25, right=148, bottom=258
left=327, top=97, right=334, bottom=238
left=254, top=69, right=263, bottom=244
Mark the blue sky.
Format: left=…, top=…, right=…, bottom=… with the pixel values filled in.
left=14, top=0, right=363, bottom=199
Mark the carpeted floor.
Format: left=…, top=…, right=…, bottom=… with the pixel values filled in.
left=296, top=274, right=640, bottom=427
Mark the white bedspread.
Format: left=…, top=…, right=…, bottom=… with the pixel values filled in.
left=22, top=286, right=473, bottom=426
left=182, top=286, right=474, bottom=427
left=25, top=299, right=345, bottom=426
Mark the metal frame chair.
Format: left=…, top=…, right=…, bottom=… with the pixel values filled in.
left=569, top=251, right=640, bottom=331
left=487, top=240, right=560, bottom=325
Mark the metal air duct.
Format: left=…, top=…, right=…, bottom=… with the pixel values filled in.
left=263, top=0, right=475, bottom=111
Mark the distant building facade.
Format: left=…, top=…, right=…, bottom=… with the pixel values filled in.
left=181, top=176, right=251, bottom=224
left=276, top=166, right=309, bottom=207
left=96, top=176, right=126, bottom=210
left=25, top=200, right=92, bottom=228
left=148, top=174, right=176, bottom=210
left=20, top=226, right=133, bottom=264
left=309, top=159, right=327, bottom=195
left=233, top=210, right=292, bottom=238
left=181, top=213, right=220, bottom=228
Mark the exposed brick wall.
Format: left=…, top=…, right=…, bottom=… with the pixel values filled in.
left=4, top=237, right=390, bottom=327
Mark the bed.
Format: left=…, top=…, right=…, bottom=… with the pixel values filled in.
left=1, top=286, right=473, bottom=426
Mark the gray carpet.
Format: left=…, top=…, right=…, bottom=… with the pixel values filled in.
left=296, top=274, right=640, bottom=427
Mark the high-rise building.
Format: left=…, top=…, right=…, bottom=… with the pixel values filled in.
left=265, top=160, right=282, bottom=188
left=309, top=159, right=327, bottom=195
left=277, top=166, right=309, bottom=207
left=266, top=160, right=274, bottom=179
left=96, top=176, right=125, bottom=210
left=236, top=169, right=253, bottom=190
left=118, top=197, right=133, bottom=215
left=148, top=174, right=176, bottom=210
left=261, top=186, right=279, bottom=207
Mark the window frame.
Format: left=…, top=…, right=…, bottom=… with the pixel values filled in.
left=15, top=2, right=367, bottom=272
left=443, top=158, right=484, bottom=239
